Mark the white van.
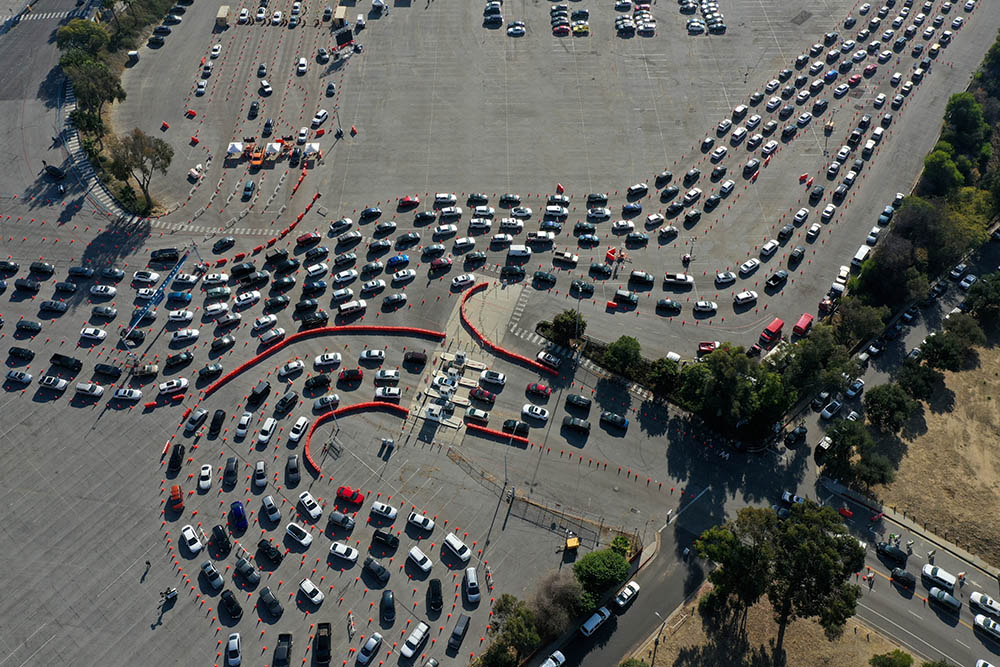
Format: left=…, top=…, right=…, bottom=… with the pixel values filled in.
left=579, top=607, right=611, bottom=637
left=862, top=139, right=877, bottom=159
left=443, top=533, right=471, bottom=562
left=338, top=299, right=367, bottom=315
left=355, top=13, right=365, bottom=29
left=507, top=245, right=531, bottom=258
left=851, top=245, right=870, bottom=269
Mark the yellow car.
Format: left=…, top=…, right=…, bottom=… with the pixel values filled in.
left=572, top=22, right=589, bottom=35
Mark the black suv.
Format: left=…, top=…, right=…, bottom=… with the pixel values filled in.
left=257, top=539, right=285, bottom=565
left=275, top=391, right=299, bottom=413
left=372, top=529, right=399, bottom=549
left=167, top=444, right=186, bottom=473
left=502, top=419, right=529, bottom=436
left=364, top=556, right=390, bottom=583
left=220, top=590, right=243, bottom=620
left=380, top=589, right=396, bottom=623
left=876, top=541, right=908, bottom=565
left=565, top=394, right=592, bottom=412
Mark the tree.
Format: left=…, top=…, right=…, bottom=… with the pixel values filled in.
left=573, top=549, right=629, bottom=610
left=943, top=93, right=988, bottom=156
left=823, top=419, right=876, bottom=483
left=487, top=594, right=540, bottom=662
left=943, top=312, right=986, bottom=347
left=894, top=358, right=943, bottom=401
left=835, top=298, right=888, bottom=347
left=863, top=383, right=915, bottom=433
left=870, top=649, right=914, bottom=667
left=647, top=356, right=680, bottom=396
left=853, top=449, right=895, bottom=488
left=920, top=333, right=968, bottom=371
left=529, top=571, right=584, bottom=641
left=610, top=535, right=632, bottom=558
left=780, top=324, right=857, bottom=395
left=604, top=336, right=642, bottom=373
left=964, top=272, right=1000, bottom=324
left=696, top=507, right=776, bottom=632
left=62, top=56, right=125, bottom=117
left=55, top=19, right=109, bottom=54
left=768, top=502, right=864, bottom=653
left=549, top=309, right=586, bottom=345
left=109, top=128, right=173, bottom=211
left=920, top=150, right=964, bottom=196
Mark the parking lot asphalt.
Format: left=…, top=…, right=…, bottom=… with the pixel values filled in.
left=1, top=0, right=999, bottom=664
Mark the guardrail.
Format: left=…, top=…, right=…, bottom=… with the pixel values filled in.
left=460, top=282, right=557, bottom=376
left=201, top=325, right=446, bottom=398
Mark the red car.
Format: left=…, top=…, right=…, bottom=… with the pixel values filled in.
left=296, top=232, right=321, bottom=245
left=697, top=341, right=720, bottom=355
left=337, top=486, right=364, bottom=504
left=339, top=368, right=363, bottom=381
left=430, top=257, right=452, bottom=270
left=398, top=195, right=420, bottom=207
left=526, top=382, right=552, bottom=397
left=863, top=64, right=878, bottom=77
left=848, top=74, right=862, bottom=86
left=553, top=24, right=569, bottom=35
left=470, top=387, right=496, bottom=404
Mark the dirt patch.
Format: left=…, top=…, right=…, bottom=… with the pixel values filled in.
left=634, top=583, right=906, bottom=667
left=874, top=346, right=1000, bottom=568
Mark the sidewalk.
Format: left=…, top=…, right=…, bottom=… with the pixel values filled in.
left=822, top=477, right=1000, bottom=579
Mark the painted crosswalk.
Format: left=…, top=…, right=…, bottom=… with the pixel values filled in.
left=16, top=9, right=80, bottom=20
left=506, top=324, right=654, bottom=400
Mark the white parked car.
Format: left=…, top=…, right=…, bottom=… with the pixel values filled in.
left=693, top=300, right=718, bottom=313
left=375, top=386, right=401, bottom=399
left=158, top=378, right=188, bottom=393
left=168, top=309, right=194, bottom=323
left=286, top=522, right=313, bottom=548
left=315, top=352, right=342, bottom=367
left=204, top=302, right=228, bottom=317
left=278, top=360, right=305, bottom=378
left=75, top=382, right=104, bottom=397
left=370, top=501, right=397, bottom=520
left=733, top=290, right=758, bottom=305
left=299, top=577, right=324, bottom=605
left=180, top=524, right=203, bottom=554
left=361, top=349, right=385, bottom=362
left=257, top=417, right=277, bottom=444
left=204, top=272, right=228, bottom=286
left=90, top=284, right=116, bottom=296
left=114, top=387, right=142, bottom=401
left=299, top=491, right=322, bottom=520
left=760, top=240, right=779, bottom=257
left=171, top=328, right=199, bottom=343
left=288, top=416, right=309, bottom=443
left=392, top=269, right=416, bottom=282
left=408, top=546, right=433, bottom=573
left=480, top=369, right=506, bottom=385
left=451, top=273, right=475, bottom=288
left=198, top=464, right=213, bottom=491
left=306, top=262, right=329, bottom=277
left=522, top=403, right=550, bottom=422
left=329, top=541, right=359, bottom=562
left=234, top=290, right=260, bottom=307
left=80, top=327, right=107, bottom=341
left=254, top=314, right=277, bottom=330
left=407, top=512, right=435, bottom=531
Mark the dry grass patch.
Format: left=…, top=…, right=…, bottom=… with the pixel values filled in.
left=874, top=346, right=1000, bottom=567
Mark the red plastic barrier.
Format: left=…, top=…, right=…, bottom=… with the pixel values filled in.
left=465, top=422, right=531, bottom=446
left=215, top=258, right=227, bottom=266
left=252, top=245, right=263, bottom=254
left=266, top=237, right=277, bottom=247
left=144, top=401, right=157, bottom=409
left=303, top=402, right=409, bottom=474
left=460, top=283, right=556, bottom=376
left=233, top=252, right=246, bottom=261
left=202, top=325, right=446, bottom=398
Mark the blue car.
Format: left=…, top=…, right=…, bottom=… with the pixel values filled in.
left=623, top=202, right=642, bottom=215
left=540, top=220, right=562, bottom=233
left=230, top=501, right=248, bottom=532
left=167, top=291, right=191, bottom=303
left=386, top=254, right=409, bottom=269
left=360, top=207, right=382, bottom=220
left=824, top=70, right=838, bottom=83
left=578, top=234, right=600, bottom=246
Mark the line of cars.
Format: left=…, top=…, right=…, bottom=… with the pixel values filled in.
left=176, top=462, right=480, bottom=666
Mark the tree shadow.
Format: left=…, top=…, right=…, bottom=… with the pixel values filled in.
left=636, top=397, right=670, bottom=436
left=593, top=376, right=631, bottom=412
left=37, top=66, right=64, bottom=110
